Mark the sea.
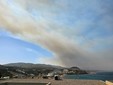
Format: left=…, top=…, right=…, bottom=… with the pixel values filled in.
left=64, top=72, right=113, bottom=81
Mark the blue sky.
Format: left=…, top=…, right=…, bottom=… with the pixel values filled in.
left=0, top=30, right=52, bottom=64
left=0, top=0, right=113, bottom=70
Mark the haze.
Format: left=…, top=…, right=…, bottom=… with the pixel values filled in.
left=0, top=0, right=113, bottom=71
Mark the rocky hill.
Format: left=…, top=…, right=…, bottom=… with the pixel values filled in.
left=4, top=62, right=63, bottom=69
left=0, top=63, right=88, bottom=78
left=0, top=63, right=64, bottom=78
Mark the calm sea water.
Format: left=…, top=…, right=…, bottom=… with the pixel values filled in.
left=64, top=72, right=113, bottom=81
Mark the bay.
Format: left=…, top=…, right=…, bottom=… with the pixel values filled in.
left=64, top=72, right=113, bottom=81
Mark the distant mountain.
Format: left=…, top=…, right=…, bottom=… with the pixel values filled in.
left=0, top=63, right=88, bottom=78
left=4, top=63, right=63, bottom=69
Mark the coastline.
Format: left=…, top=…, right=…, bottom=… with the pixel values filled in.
left=63, top=72, right=113, bottom=81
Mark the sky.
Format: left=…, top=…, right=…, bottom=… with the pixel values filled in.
left=0, top=0, right=113, bottom=71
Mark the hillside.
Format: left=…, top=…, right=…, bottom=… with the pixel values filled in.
left=4, top=63, right=63, bottom=69
left=0, top=63, right=63, bottom=78
left=0, top=63, right=88, bottom=78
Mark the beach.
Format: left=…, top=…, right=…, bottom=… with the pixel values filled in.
left=0, top=78, right=106, bottom=85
